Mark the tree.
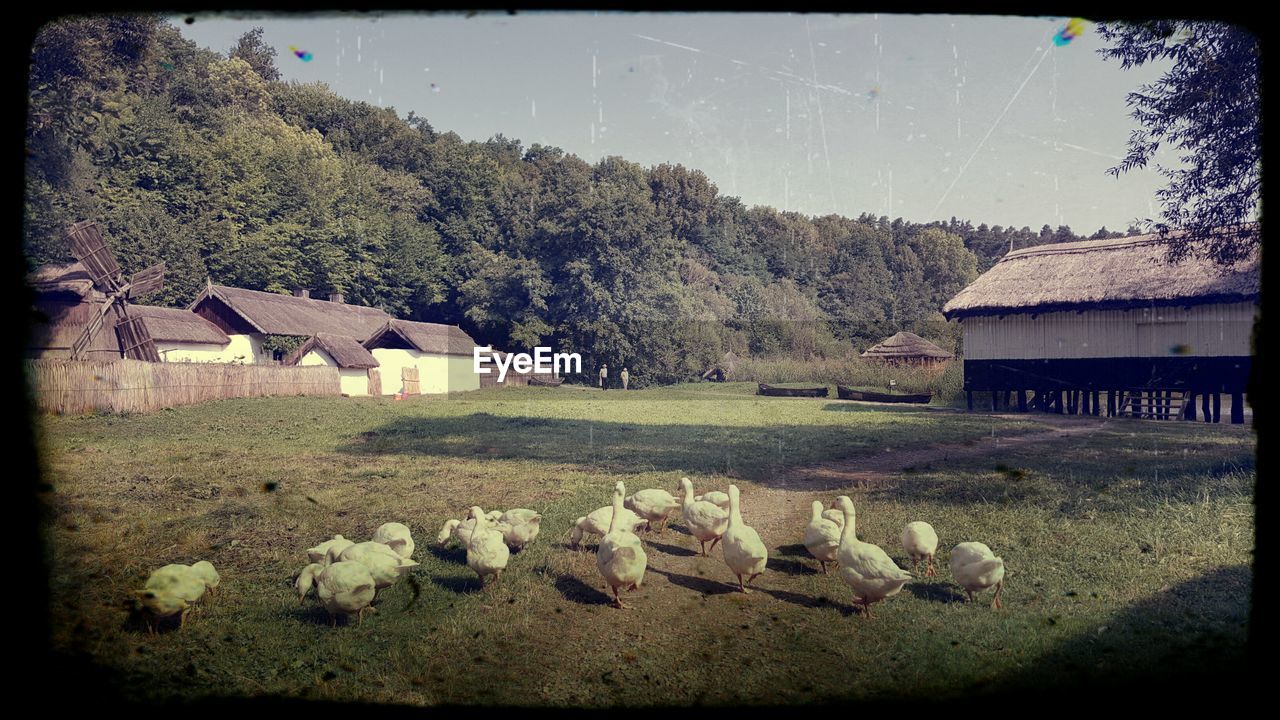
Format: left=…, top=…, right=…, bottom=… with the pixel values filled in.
left=1096, top=20, right=1259, bottom=265
left=229, top=27, right=280, bottom=82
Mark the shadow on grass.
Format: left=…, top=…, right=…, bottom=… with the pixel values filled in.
left=533, top=565, right=611, bottom=606
left=648, top=567, right=738, bottom=596
left=428, top=545, right=467, bottom=564
left=643, top=540, right=698, bottom=558
left=766, top=557, right=820, bottom=576
left=285, top=604, right=336, bottom=627
left=905, top=581, right=967, bottom=604
left=995, top=564, right=1251, bottom=693
left=429, top=574, right=480, bottom=594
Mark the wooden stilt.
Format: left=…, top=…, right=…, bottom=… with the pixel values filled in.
left=991, top=391, right=998, bottom=412
left=1092, top=391, right=1100, bottom=416
left=1056, top=390, right=1064, bottom=414
left=1232, top=393, right=1245, bottom=424
left=1186, top=392, right=1197, bottom=421
left=1202, top=391, right=1211, bottom=423
left=1107, top=390, right=1115, bottom=417
left=1212, top=393, right=1221, bottom=423
left=967, top=392, right=973, bottom=412
left=1082, top=391, right=1091, bottom=416
left=1017, top=390, right=1027, bottom=412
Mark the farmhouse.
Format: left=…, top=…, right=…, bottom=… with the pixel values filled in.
left=28, top=262, right=231, bottom=361
left=363, top=319, right=482, bottom=395
left=942, top=230, right=1258, bottom=423
left=187, top=285, right=393, bottom=363
left=284, top=333, right=380, bottom=396
left=860, top=331, right=953, bottom=367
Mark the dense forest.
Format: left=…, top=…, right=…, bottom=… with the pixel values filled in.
left=24, top=16, right=1137, bottom=386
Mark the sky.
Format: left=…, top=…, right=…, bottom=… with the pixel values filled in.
left=174, top=11, right=1178, bottom=235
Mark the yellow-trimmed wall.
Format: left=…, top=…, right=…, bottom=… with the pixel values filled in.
left=369, top=348, right=479, bottom=395
left=297, top=348, right=372, bottom=396
left=157, top=334, right=263, bottom=364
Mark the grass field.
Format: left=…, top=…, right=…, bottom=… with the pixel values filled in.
left=36, top=382, right=1254, bottom=705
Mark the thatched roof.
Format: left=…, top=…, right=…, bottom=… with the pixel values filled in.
left=363, top=319, right=478, bottom=357
left=129, top=306, right=230, bottom=345
left=189, top=285, right=392, bottom=339
left=942, top=230, right=1260, bottom=319
left=861, top=332, right=952, bottom=360
left=27, top=261, right=98, bottom=298
left=285, top=333, right=379, bottom=369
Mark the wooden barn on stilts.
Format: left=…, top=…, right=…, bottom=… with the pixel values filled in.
left=942, top=230, right=1258, bottom=423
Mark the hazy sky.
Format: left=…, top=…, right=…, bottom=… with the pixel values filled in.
left=175, top=11, right=1178, bottom=234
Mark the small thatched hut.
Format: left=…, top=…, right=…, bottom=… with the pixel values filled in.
left=188, top=285, right=392, bottom=363
left=942, top=229, right=1258, bottom=422
left=284, top=333, right=380, bottom=396
left=861, top=332, right=953, bottom=366
left=363, top=319, right=481, bottom=395
left=702, top=350, right=741, bottom=382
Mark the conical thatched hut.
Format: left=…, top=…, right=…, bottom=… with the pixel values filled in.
left=861, top=332, right=953, bottom=367
left=702, top=350, right=741, bottom=382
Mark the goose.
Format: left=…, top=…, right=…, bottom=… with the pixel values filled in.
left=316, top=561, right=378, bottom=626
left=721, top=485, right=768, bottom=592
left=486, top=510, right=504, bottom=523
left=902, top=522, right=939, bottom=576
left=950, top=542, right=1006, bottom=609
left=675, top=478, right=730, bottom=511
left=803, top=500, right=842, bottom=574
left=371, top=522, right=415, bottom=559
left=190, top=560, right=220, bottom=596
left=823, top=508, right=846, bottom=528
left=339, top=541, right=419, bottom=590
left=497, top=509, right=542, bottom=550
left=135, top=564, right=209, bottom=631
left=832, top=496, right=912, bottom=618
left=465, top=507, right=510, bottom=587
left=569, top=505, right=646, bottom=548
left=295, top=562, right=326, bottom=601
left=436, top=519, right=462, bottom=546
left=625, top=489, right=682, bottom=533
left=307, top=534, right=353, bottom=564
left=596, top=481, right=648, bottom=608
left=679, top=477, right=730, bottom=556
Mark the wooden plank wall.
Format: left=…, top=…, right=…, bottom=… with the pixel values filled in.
left=27, top=358, right=340, bottom=415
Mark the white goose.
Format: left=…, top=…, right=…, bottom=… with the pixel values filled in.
left=497, top=508, right=542, bottom=550
left=950, top=542, right=1006, bottom=609
left=339, top=541, right=419, bottom=590
left=135, top=564, right=209, bottom=631
left=371, top=522, right=415, bottom=559
left=675, top=477, right=730, bottom=511
left=832, top=496, right=913, bottom=618
left=679, top=477, right=730, bottom=556
left=803, top=500, right=842, bottom=574
left=721, top=485, right=768, bottom=592
left=190, top=560, right=220, bottom=596
left=295, top=562, right=326, bottom=601
left=465, top=506, right=510, bottom=587
left=596, top=481, right=648, bottom=608
left=436, top=519, right=462, bottom=546
left=308, top=534, right=354, bottom=564
left=625, top=489, right=682, bottom=533
left=569, top=505, right=646, bottom=548
left=316, top=560, right=378, bottom=626
left=902, top=521, right=939, bottom=576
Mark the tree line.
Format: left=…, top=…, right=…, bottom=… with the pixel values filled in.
left=24, top=16, right=1135, bottom=386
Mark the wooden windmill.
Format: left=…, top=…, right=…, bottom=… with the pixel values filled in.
left=64, top=220, right=165, bottom=362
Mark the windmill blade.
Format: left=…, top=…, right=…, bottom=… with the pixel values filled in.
left=69, top=295, right=115, bottom=361
left=65, top=221, right=123, bottom=295
left=128, top=262, right=165, bottom=300
left=115, top=308, right=161, bottom=362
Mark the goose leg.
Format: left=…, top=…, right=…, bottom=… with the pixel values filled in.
left=926, top=556, right=937, bottom=577
left=819, top=561, right=827, bottom=574
left=612, top=587, right=629, bottom=609
left=708, top=536, right=722, bottom=554
left=737, top=575, right=748, bottom=593
left=699, top=540, right=707, bottom=556
left=179, top=608, right=189, bottom=630
left=992, top=580, right=1003, bottom=610
left=966, top=589, right=975, bottom=604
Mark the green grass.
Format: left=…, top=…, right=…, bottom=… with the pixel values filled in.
left=38, top=382, right=1254, bottom=704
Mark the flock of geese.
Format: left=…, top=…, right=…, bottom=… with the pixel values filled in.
left=135, top=477, right=1005, bottom=628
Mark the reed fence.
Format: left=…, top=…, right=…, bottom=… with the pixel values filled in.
left=27, top=359, right=341, bottom=415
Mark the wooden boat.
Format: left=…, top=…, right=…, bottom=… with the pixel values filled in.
left=836, top=385, right=932, bottom=404
left=528, top=375, right=564, bottom=387
left=757, top=383, right=829, bottom=398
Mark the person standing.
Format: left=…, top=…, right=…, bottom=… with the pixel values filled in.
left=599, top=363, right=608, bottom=390
left=620, top=367, right=630, bottom=390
